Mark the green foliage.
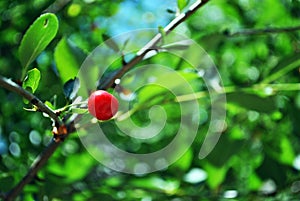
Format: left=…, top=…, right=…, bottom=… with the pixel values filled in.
left=22, top=68, right=41, bottom=93
left=1, top=0, right=300, bottom=200
left=54, top=37, right=83, bottom=83
left=177, top=0, right=190, bottom=11
left=18, top=13, right=58, bottom=75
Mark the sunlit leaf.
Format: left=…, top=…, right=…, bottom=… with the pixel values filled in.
left=64, top=153, right=95, bottom=183
left=19, top=13, right=58, bottom=70
left=54, top=38, right=82, bottom=83
left=269, top=136, right=296, bottom=166
left=203, top=162, right=228, bottom=189
left=161, top=40, right=193, bottom=51
left=44, top=101, right=55, bottom=110
left=177, top=0, right=189, bottom=11
left=22, top=68, right=41, bottom=93
left=171, top=148, right=193, bottom=171
left=72, top=108, right=88, bottom=114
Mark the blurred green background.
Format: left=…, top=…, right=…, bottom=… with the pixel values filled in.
left=1, top=0, right=300, bottom=200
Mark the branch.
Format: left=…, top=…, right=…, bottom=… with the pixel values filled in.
left=4, top=139, right=62, bottom=201
left=2, top=1, right=210, bottom=199
left=227, top=25, right=300, bottom=37
left=0, top=75, right=63, bottom=125
left=43, top=0, right=71, bottom=13
left=101, top=0, right=210, bottom=90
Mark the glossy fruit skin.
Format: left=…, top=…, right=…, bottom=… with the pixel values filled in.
left=88, top=90, right=119, bottom=120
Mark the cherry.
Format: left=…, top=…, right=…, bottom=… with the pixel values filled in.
left=87, top=90, right=119, bottom=120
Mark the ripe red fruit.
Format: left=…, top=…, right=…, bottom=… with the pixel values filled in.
left=87, top=90, right=119, bottom=120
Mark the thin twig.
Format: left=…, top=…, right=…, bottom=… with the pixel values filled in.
left=0, top=75, right=63, bottom=125
left=43, top=0, right=71, bottom=13
left=2, top=1, right=210, bottom=200
left=101, top=0, right=210, bottom=90
left=227, top=25, right=300, bottom=37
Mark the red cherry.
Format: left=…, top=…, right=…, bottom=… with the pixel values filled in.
left=87, top=90, right=119, bottom=120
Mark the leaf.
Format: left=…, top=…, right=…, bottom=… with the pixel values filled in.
left=22, top=68, right=41, bottom=93
left=19, top=13, right=58, bottom=70
left=227, top=92, right=277, bottom=113
left=103, top=34, right=120, bottom=52
left=161, top=40, right=193, bottom=51
left=54, top=37, right=83, bottom=83
left=166, top=8, right=176, bottom=14
left=268, top=136, right=296, bottom=166
left=64, top=153, right=95, bottom=183
left=177, top=0, right=189, bottom=11
left=71, top=107, right=88, bottom=114
left=278, top=136, right=295, bottom=165
left=63, top=78, right=80, bottom=100
left=45, top=101, right=55, bottom=110
left=98, top=69, right=119, bottom=90
left=203, top=162, right=228, bottom=189
left=171, top=148, right=193, bottom=171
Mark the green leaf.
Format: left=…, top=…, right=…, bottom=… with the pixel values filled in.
left=45, top=101, right=55, bottom=110
left=64, top=153, right=95, bottom=183
left=177, top=0, right=189, bottom=11
left=227, top=92, right=277, bottom=113
left=203, top=162, right=228, bottom=189
left=161, top=40, right=193, bottom=51
left=269, top=136, right=296, bottom=166
left=278, top=136, right=295, bottom=165
left=22, top=68, right=41, bottom=93
left=166, top=8, right=176, bottom=14
left=71, top=107, right=88, bottom=114
left=54, top=38, right=82, bottom=83
left=63, top=78, right=80, bottom=100
left=103, top=34, right=120, bottom=52
left=171, top=148, right=193, bottom=171
left=19, top=13, right=58, bottom=70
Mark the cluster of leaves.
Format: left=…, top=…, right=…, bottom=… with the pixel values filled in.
left=1, top=0, right=300, bottom=200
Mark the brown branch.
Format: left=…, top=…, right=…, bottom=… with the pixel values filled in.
left=101, top=0, right=210, bottom=90
left=0, top=75, right=63, bottom=125
left=43, top=0, right=71, bottom=13
left=227, top=25, right=300, bottom=37
left=0, top=75, right=65, bottom=201
left=2, top=1, right=210, bottom=200
left=4, top=139, right=62, bottom=201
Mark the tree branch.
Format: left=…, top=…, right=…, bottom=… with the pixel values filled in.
left=0, top=75, right=63, bottom=125
left=2, top=1, right=210, bottom=199
left=43, top=0, right=71, bottom=13
left=101, top=0, right=210, bottom=90
left=4, top=139, right=62, bottom=201
left=227, top=25, right=300, bottom=37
